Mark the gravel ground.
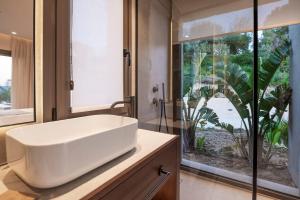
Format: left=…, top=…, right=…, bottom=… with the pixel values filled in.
left=186, top=129, right=295, bottom=188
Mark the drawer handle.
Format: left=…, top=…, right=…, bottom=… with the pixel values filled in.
left=159, top=166, right=171, bottom=177
left=145, top=166, right=171, bottom=200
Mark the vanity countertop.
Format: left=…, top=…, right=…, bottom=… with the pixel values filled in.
left=0, top=129, right=177, bottom=200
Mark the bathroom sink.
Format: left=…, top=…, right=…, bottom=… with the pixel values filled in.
left=6, top=115, right=138, bottom=188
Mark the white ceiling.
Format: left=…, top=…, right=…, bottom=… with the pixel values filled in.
left=0, top=0, right=34, bottom=39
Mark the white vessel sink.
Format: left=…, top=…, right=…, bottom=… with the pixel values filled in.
left=6, top=115, right=137, bottom=188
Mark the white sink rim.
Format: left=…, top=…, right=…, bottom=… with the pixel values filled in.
left=6, top=114, right=137, bottom=147
left=6, top=114, right=138, bottom=188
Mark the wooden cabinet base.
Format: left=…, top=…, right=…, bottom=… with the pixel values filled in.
left=84, top=137, right=180, bottom=200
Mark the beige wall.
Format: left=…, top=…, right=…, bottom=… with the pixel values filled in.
left=0, top=0, right=43, bottom=165
left=137, top=0, right=171, bottom=124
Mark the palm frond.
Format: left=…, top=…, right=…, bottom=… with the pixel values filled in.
left=259, top=40, right=290, bottom=91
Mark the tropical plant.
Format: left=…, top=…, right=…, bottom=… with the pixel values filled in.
left=265, top=120, right=288, bottom=160
left=183, top=41, right=212, bottom=95
left=216, top=39, right=291, bottom=166
left=196, top=136, right=206, bottom=152
left=182, top=39, right=235, bottom=153
left=181, top=86, right=219, bottom=152
left=181, top=41, right=223, bottom=152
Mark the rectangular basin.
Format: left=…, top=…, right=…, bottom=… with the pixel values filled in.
left=6, top=115, right=137, bottom=188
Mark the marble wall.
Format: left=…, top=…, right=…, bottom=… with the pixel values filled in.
left=137, top=0, right=172, bottom=131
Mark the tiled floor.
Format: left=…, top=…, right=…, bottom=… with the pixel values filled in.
left=180, top=171, right=277, bottom=200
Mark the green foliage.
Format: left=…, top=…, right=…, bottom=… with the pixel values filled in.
left=258, top=39, right=290, bottom=92
left=0, top=86, right=11, bottom=103
left=182, top=27, right=291, bottom=163
left=196, top=136, right=206, bottom=152
left=217, top=39, right=291, bottom=165
left=183, top=41, right=212, bottom=95
left=183, top=62, right=195, bottom=96
left=266, top=121, right=288, bottom=146
left=182, top=87, right=219, bottom=152
left=259, top=27, right=290, bottom=87
left=222, top=33, right=252, bottom=54
left=264, top=121, right=289, bottom=162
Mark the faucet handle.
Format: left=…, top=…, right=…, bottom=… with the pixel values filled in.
left=152, top=86, right=159, bottom=93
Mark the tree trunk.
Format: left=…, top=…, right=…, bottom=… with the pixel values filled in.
left=257, top=134, right=265, bottom=168
left=248, top=129, right=254, bottom=166
left=183, top=126, right=195, bottom=153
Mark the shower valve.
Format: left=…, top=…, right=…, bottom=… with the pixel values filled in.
left=152, top=86, right=159, bottom=93
left=152, top=98, right=159, bottom=107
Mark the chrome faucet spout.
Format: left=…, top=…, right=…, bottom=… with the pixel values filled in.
left=110, top=96, right=135, bottom=117
left=110, top=100, right=131, bottom=109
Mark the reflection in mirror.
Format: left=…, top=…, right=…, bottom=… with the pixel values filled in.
left=0, top=0, right=35, bottom=126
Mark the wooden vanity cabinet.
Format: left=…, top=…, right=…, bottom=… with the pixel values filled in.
left=83, top=136, right=180, bottom=200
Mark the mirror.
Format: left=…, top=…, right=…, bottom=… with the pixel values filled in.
left=0, top=0, right=35, bottom=126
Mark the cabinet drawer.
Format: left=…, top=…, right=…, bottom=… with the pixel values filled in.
left=91, top=141, right=178, bottom=200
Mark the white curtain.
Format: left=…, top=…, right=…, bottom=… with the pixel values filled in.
left=11, top=36, right=34, bottom=109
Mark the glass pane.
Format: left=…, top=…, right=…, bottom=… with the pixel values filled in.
left=0, top=0, right=35, bottom=127
left=70, top=0, right=124, bottom=112
left=176, top=1, right=253, bottom=194
left=257, top=0, right=300, bottom=197
left=137, top=0, right=255, bottom=199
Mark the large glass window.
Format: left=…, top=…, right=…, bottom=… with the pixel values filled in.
left=181, top=32, right=254, bottom=185
left=174, top=2, right=254, bottom=194
left=136, top=0, right=300, bottom=199
left=257, top=0, right=300, bottom=197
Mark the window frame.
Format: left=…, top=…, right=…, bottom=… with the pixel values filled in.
left=54, top=0, right=133, bottom=120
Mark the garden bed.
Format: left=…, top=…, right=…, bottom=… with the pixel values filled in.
left=183, top=129, right=296, bottom=188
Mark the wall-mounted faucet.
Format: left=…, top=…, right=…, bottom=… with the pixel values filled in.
left=110, top=96, right=135, bottom=117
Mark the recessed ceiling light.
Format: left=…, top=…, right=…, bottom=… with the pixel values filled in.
left=11, top=32, right=17, bottom=35
left=184, top=35, right=190, bottom=38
